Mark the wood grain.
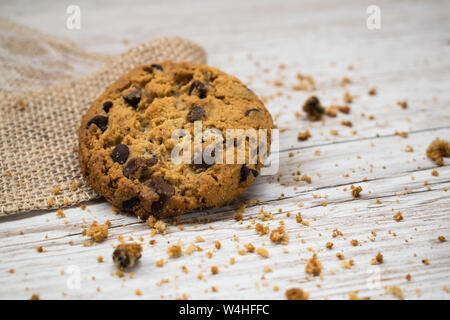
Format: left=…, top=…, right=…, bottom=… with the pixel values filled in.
left=0, top=0, right=449, bottom=300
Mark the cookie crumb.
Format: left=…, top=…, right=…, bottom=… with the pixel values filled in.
left=426, top=138, right=450, bottom=166
left=256, top=247, right=269, bottom=258
left=393, top=211, right=403, bottom=222
left=167, top=245, right=183, bottom=258
left=397, top=100, right=408, bottom=109
left=112, top=243, right=143, bottom=270
left=285, top=288, right=309, bottom=300
left=438, top=236, right=446, bottom=242
left=305, top=254, right=322, bottom=276
left=385, top=286, right=404, bottom=299
left=211, top=266, right=219, bottom=275
left=302, top=96, right=324, bottom=121
left=83, top=220, right=110, bottom=242
left=351, top=185, right=362, bottom=198
left=30, top=294, right=40, bottom=300
left=297, top=130, right=311, bottom=141
left=255, top=223, right=269, bottom=235
left=270, top=226, right=289, bottom=245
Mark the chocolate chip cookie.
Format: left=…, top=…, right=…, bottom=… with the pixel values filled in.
left=79, top=61, right=273, bottom=219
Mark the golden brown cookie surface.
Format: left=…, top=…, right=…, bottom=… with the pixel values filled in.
left=79, top=61, right=273, bottom=219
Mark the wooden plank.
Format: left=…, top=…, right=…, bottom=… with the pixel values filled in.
left=0, top=0, right=449, bottom=300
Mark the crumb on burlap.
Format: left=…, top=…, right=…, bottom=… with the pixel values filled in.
left=135, top=289, right=143, bottom=296
left=36, top=245, right=43, bottom=253
left=56, top=209, right=65, bottom=218
left=51, top=186, right=61, bottom=195
left=302, top=96, right=324, bottom=121
left=83, top=220, right=110, bottom=242
left=326, top=242, right=333, bottom=249
left=351, top=185, right=362, bottom=198
left=422, top=259, right=429, bottom=265
left=438, top=236, right=446, bottom=242
left=393, top=211, right=403, bottom=222
left=350, top=239, right=358, bottom=246
left=16, top=99, right=27, bottom=110
left=270, top=226, right=289, bottom=245
left=167, top=245, right=182, bottom=258
left=47, top=197, right=55, bottom=206
left=30, top=294, right=40, bottom=300
left=426, top=138, right=450, bottom=166
left=297, top=130, right=311, bottom=141
left=305, top=254, right=322, bottom=276
left=112, top=243, right=142, bottom=270
left=285, top=288, right=309, bottom=300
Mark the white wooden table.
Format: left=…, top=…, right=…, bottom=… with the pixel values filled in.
left=0, top=0, right=449, bottom=300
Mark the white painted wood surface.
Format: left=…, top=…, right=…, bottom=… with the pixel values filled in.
left=0, top=0, right=449, bottom=300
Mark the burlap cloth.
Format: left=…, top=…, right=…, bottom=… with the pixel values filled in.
left=0, top=18, right=207, bottom=216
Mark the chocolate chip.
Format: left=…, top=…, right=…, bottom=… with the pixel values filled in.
left=103, top=101, right=113, bottom=113
left=187, top=106, right=206, bottom=122
left=240, top=165, right=259, bottom=182
left=147, top=177, right=175, bottom=212
left=245, top=108, right=260, bottom=117
left=123, top=157, right=158, bottom=178
left=191, top=151, right=212, bottom=170
left=143, top=66, right=152, bottom=73
left=151, top=64, right=164, bottom=71
left=111, top=144, right=129, bottom=164
left=122, top=197, right=139, bottom=209
left=148, top=177, right=175, bottom=198
left=188, top=80, right=207, bottom=98
left=112, top=248, right=130, bottom=269
left=87, top=115, right=108, bottom=132
left=123, top=88, right=142, bottom=108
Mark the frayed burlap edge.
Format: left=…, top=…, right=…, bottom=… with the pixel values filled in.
left=0, top=25, right=207, bottom=215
